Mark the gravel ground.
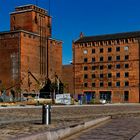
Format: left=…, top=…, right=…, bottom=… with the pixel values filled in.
left=1, top=104, right=140, bottom=139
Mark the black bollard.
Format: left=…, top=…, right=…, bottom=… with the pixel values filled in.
left=42, top=104, right=51, bottom=125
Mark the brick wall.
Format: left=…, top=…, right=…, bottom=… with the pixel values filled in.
left=62, top=64, right=74, bottom=94
left=73, top=37, right=140, bottom=103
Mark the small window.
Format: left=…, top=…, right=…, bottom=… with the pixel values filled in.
left=84, top=83, right=88, bottom=87
left=125, top=55, right=129, bottom=60
left=108, top=64, right=112, bottom=69
left=108, top=40, right=111, bottom=45
left=125, top=81, right=129, bottom=86
left=92, top=49, right=95, bottom=54
left=124, top=72, right=129, bottom=78
left=92, top=66, right=96, bottom=70
left=108, top=73, right=112, bottom=78
left=116, top=72, right=120, bottom=78
left=85, top=43, right=87, bottom=47
left=92, top=57, right=95, bottom=62
left=125, top=39, right=128, bottom=44
left=116, top=46, right=120, bottom=52
left=108, top=82, right=112, bottom=87
left=83, top=50, right=88, bottom=54
left=100, top=56, right=104, bottom=61
left=92, top=42, right=95, bottom=46
left=124, top=64, right=129, bottom=68
left=100, top=74, right=104, bottom=78
left=108, top=48, right=112, bottom=52
left=92, top=74, right=96, bottom=78
left=116, top=64, right=120, bottom=69
left=84, top=74, right=88, bottom=79
left=92, top=83, right=96, bottom=87
left=124, top=91, right=129, bottom=101
left=116, top=56, right=120, bottom=61
left=84, top=58, right=88, bottom=63
left=100, top=65, right=104, bottom=70
left=28, top=35, right=31, bottom=38
left=100, top=42, right=103, bottom=46
left=100, top=82, right=104, bottom=87
left=108, top=56, right=112, bottom=61
left=84, top=66, right=88, bottom=71
left=116, top=81, right=120, bottom=87
left=124, top=46, right=129, bottom=51
left=100, top=48, right=103, bottom=53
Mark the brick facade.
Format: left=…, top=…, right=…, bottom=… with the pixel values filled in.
left=73, top=32, right=140, bottom=103
left=0, top=5, right=62, bottom=92
left=62, top=64, right=74, bottom=94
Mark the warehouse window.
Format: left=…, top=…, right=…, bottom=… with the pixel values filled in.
left=116, top=64, right=120, bottom=69
left=116, top=46, right=120, bottom=51
left=124, top=46, right=129, bottom=51
left=108, top=82, right=112, bottom=87
left=124, top=64, right=129, bottom=68
left=100, top=56, right=104, bottom=62
left=84, top=66, right=88, bottom=71
left=92, top=42, right=95, bottom=46
left=100, top=65, right=104, bottom=70
left=108, top=73, right=112, bottom=78
left=116, top=56, right=120, bottom=61
left=125, top=55, right=129, bottom=60
left=92, top=74, right=96, bottom=78
left=92, top=66, right=96, bottom=70
left=100, top=41, right=103, bottom=46
left=125, top=39, right=128, bottom=44
left=108, top=64, right=112, bottom=69
left=92, top=57, right=95, bottom=62
left=92, top=49, right=95, bottom=54
left=116, top=81, right=120, bottom=87
left=83, top=50, right=88, bottom=54
left=125, top=81, right=129, bottom=86
left=100, top=82, right=104, bottom=87
left=100, top=48, right=103, bottom=53
left=84, top=58, right=88, bottom=63
left=84, top=83, right=88, bottom=87
left=108, top=48, right=112, bottom=52
left=108, top=40, right=111, bottom=45
left=124, top=72, right=129, bottom=78
left=92, top=83, right=96, bottom=87
left=116, top=72, right=120, bottom=78
left=108, top=56, right=112, bottom=61
left=84, top=74, right=88, bottom=79
left=100, top=74, right=104, bottom=78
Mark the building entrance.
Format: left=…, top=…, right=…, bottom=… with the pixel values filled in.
left=100, top=91, right=112, bottom=102
left=83, top=91, right=95, bottom=103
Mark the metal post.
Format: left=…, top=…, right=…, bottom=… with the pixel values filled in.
left=42, top=104, right=51, bottom=125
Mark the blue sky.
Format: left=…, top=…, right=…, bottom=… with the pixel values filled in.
left=1, top=0, right=140, bottom=64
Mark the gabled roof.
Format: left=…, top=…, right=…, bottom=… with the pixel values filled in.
left=74, top=31, right=140, bottom=43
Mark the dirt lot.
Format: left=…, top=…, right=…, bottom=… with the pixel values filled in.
left=1, top=104, right=140, bottom=139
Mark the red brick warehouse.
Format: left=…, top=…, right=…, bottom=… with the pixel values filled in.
left=0, top=5, right=62, bottom=93
left=73, top=32, right=140, bottom=103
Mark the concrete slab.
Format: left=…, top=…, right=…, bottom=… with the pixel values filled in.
left=16, top=116, right=111, bottom=140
